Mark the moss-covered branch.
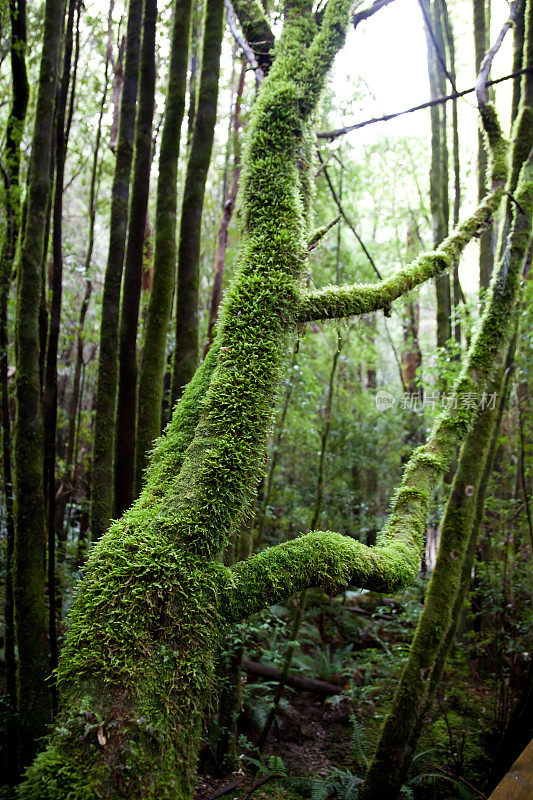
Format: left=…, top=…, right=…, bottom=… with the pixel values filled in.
left=228, top=141, right=533, bottom=625
left=298, top=184, right=502, bottom=322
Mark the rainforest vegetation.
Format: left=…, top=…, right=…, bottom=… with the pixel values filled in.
left=0, top=0, right=532, bottom=798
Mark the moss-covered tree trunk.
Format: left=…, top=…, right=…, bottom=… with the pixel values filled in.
left=13, top=0, right=63, bottom=766
left=134, top=0, right=193, bottom=497
left=1, top=0, right=29, bottom=779
left=360, top=15, right=533, bottom=795
left=91, top=0, right=142, bottom=540
left=114, top=0, right=157, bottom=517
left=169, top=0, right=224, bottom=404
left=16, top=2, right=533, bottom=798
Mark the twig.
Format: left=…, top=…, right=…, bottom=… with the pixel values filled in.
left=476, top=1, right=518, bottom=106
left=317, top=151, right=383, bottom=280
left=317, top=68, right=533, bottom=140
left=224, top=0, right=264, bottom=85
left=306, top=215, right=341, bottom=253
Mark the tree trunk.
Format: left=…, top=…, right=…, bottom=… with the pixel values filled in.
left=43, top=0, right=78, bottom=713
left=13, top=0, right=63, bottom=765
left=0, top=0, right=29, bottom=779
left=134, top=0, right=193, bottom=497
left=91, top=0, right=142, bottom=540
left=474, top=0, right=494, bottom=291
left=420, top=0, right=451, bottom=348
left=60, top=13, right=112, bottom=552
left=114, top=0, right=157, bottom=517
left=360, top=22, right=533, bottom=795
left=203, top=57, right=247, bottom=357
left=170, top=0, right=224, bottom=404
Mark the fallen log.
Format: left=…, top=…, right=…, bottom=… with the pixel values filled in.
left=242, top=659, right=343, bottom=696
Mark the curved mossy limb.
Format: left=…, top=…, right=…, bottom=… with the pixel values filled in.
left=359, top=323, right=519, bottom=800
left=298, top=172, right=504, bottom=323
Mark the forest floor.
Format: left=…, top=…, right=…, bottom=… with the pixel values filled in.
left=193, top=581, right=516, bottom=800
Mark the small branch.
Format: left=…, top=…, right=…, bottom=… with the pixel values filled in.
left=242, top=659, right=343, bottom=695
left=224, top=0, right=264, bottom=85
left=305, top=215, right=341, bottom=254
left=476, top=1, right=518, bottom=106
left=353, top=0, right=396, bottom=28
left=317, top=68, right=532, bottom=141
left=317, top=151, right=383, bottom=280
left=298, top=185, right=502, bottom=322
left=231, top=0, right=275, bottom=75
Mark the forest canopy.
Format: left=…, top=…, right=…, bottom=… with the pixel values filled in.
left=0, top=0, right=532, bottom=799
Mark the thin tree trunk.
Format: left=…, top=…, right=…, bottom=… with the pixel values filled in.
left=440, top=0, right=461, bottom=344
left=186, top=0, right=203, bottom=146
left=203, top=57, right=246, bottom=357
left=60, top=9, right=112, bottom=549
left=114, top=0, right=157, bottom=517
left=420, top=0, right=451, bottom=348
left=13, top=0, right=63, bottom=765
left=170, top=0, right=225, bottom=404
left=134, top=0, right=193, bottom=497
left=0, top=0, right=29, bottom=779
left=91, top=0, right=142, bottom=540
left=360, top=25, right=533, bottom=794
left=253, top=348, right=297, bottom=548
left=43, top=0, right=78, bottom=714
left=474, top=0, right=494, bottom=291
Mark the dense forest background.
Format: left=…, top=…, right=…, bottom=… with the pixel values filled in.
left=0, top=0, right=532, bottom=798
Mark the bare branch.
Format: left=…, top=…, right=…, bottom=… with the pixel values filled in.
left=317, top=151, right=383, bottom=279
left=353, top=0, right=396, bottom=28
left=224, top=0, right=264, bottom=85
left=231, top=0, right=275, bottom=75
left=317, top=68, right=532, bottom=141
left=476, top=1, right=519, bottom=106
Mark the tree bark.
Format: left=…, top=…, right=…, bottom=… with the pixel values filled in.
left=114, top=0, right=157, bottom=517
left=203, top=57, right=246, bottom=357
left=474, top=0, right=494, bottom=291
left=134, top=0, right=193, bottom=498
left=13, top=0, right=63, bottom=766
left=43, top=0, right=78, bottom=713
left=420, top=0, right=451, bottom=348
left=170, top=0, right=224, bottom=404
left=91, top=0, right=142, bottom=540
left=0, top=0, right=29, bottom=779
